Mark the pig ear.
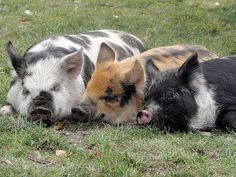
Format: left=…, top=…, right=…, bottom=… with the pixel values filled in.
left=61, top=48, right=84, bottom=80
left=6, top=41, right=26, bottom=77
left=96, top=43, right=116, bottom=65
left=145, top=59, right=159, bottom=80
left=177, top=53, right=200, bottom=84
left=122, top=60, right=144, bottom=95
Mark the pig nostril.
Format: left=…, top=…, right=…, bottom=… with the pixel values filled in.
left=29, top=108, right=53, bottom=125
left=137, top=111, right=143, bottom=118
left=71, top=107, right=89, bottom=122
left=72, top=108, right=87, bottom=117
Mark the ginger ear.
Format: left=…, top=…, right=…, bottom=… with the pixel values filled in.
left=122, top=60, right=144, bottom=96
left=96, top=43, right=116, bottom=65
left=61, top=48, right=84, bottom=80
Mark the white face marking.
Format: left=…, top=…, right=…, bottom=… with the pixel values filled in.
left=189, top=74, right=218, bottom=130
left=146, top=102, right=162, bottom=114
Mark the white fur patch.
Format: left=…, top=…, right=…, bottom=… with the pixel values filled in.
left=0, top=105, right=13, bottom=116
left=147, top=102, right=162, bottom=114
left=189, top=74, right=218, bottom=130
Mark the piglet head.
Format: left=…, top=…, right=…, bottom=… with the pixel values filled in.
left=6, top=41, right=85, bottom=125
left=137, top=54, right=201, bottom=132
left=72, top=43, right=145, bottom=125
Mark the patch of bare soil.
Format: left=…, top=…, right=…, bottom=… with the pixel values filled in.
left=59, top=130, right=89, bottom=146
left=56, top=121, right=137, bottom=147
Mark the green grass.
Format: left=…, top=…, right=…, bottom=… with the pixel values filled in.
left=0, top=0, right=236, bottom=176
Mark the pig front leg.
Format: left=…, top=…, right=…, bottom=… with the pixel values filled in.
left=0, top=103, right=14, bottom=116
left=0, top=79, right=22, bottom=116
left=217, top=105, right=236, bottom=132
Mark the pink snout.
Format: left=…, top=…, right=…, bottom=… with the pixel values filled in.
left=136, top=110, right=153, bottom=125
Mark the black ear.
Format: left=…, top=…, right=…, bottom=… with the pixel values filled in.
left=177, top=53, right=200, bottom=84
left=6, top=41, right=26, bottom=77
left=145, top=59, right=159, bottom=80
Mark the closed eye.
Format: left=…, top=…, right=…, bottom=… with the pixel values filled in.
left=22, top=88, right=30, bottom=95
left=100, top=94, right=119, bottom=103
left=50, top=83, right=60, bottom=92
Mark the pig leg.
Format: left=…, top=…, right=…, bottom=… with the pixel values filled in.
left=0, top=103, right=13, bottom=116
left=0, top=79, right=23, bottom=116
left=217, top=106, right=236, bottom=132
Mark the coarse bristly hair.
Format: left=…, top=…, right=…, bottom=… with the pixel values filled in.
left=138, top=53, right=236, bottom=132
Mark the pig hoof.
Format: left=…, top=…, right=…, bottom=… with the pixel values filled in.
left=0, top=105, right=13, bottom=116
left=71, top=107, right=89, bottom=122
left=136, top=110, right=152, bottom=125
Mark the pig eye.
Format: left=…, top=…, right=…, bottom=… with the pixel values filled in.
left=160, top=90, right=178, bottom=103
left=22, top=88, right=30, bottom=95
left=50, top=83, right=60, bottom=92
left=101, top=94, right=119, bottom=103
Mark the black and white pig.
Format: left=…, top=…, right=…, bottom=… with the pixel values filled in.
left=0, top=30, right=145, bottom=125
left=137, top=53, right=236, bottom=132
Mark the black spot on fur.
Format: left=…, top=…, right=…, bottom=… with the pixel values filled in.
left=82, top=54, right=95, bottom=87
left=83, top=31, right=109, bottom=38
left=108, top=42, right=131, bottom=61
left=100, top=87, right=118, bottom=102
left=125, top=46, right=134, bottom=56
left=162, top=49, right=186, bottom=58
left=64, top=35, right=91, bottom=49
left=105, top=87, right=113, bottom=94
left=120, top=33, right=145, bottom=52
left=120, top=83, right=136, bottom=107
left=79, top=35, right=91, bottom=48
left=24, top=47, right=77, bottom=64
left=31, top=91, right=53, bottom=108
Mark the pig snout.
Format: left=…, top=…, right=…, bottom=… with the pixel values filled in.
left=28, top=91, right=55, bottom=126
left=136, top=109, right=153, bottom=125
left=30, top=107, right=54, bottom=126
left=71, top=106, right=90, bottom=122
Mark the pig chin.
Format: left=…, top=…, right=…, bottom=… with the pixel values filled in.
left=103, top=106, right=138, bottom=125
